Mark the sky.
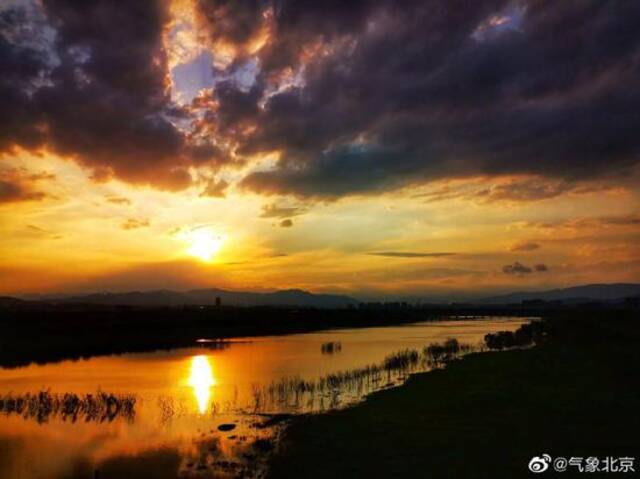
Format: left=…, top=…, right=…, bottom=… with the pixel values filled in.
left=1, top=0, right=639, bottom=299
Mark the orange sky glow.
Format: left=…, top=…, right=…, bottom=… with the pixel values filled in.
left=1, top=0, right=639, bottom=300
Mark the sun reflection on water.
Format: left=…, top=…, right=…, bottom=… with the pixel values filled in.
left=188, top=355, right=215, bottom=414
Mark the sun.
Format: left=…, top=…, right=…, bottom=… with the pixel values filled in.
left=179, top=226, right=226, bottom=262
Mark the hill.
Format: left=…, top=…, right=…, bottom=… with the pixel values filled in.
left=60, top=288, right=359, bottom=308
left=478, top=283, right=640, bottom=305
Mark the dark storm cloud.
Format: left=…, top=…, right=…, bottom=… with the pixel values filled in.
left=369, top=252, right=457, bottom=258
left=0, top=0, right=219, bottom=190
left=231, top=0, right=640, bottom=197
left=36, top=0, right=198, bottom=189
left=196, top=0, right=264, bottom=46
left=2, top=1, right=640, bottom=196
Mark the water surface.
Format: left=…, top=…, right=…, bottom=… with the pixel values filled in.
left=0, top=318, right=528, bottom=479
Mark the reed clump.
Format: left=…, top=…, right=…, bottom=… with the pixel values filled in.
left=0, top=390, right=136, bottom=423
left=321, top=341, right=342, bottom=354
left=251, top=338, right=473, bottom=412
left=424, top=338, right=471, bottom=364
left=382, top=349, right=420, bottom=371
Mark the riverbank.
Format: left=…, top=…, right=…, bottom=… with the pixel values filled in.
left=268, top=311, right=640, bottom=478
left=0, top=302, right=539, bottom=368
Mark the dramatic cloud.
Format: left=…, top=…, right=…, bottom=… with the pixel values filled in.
left=200, top=178, right=229, bottom=198
left=0, top=168, right=51, bottom=204
left=509, top=241, right=540, bottom=252
left=2, top=0, right=640, bottom=198
left=279, top=219, right=293, bottom=228
left=369, top=252, right=457, bottom=258
left=0, top=178, right=46, bottom=204
left=235, top=0, right=640, bottom=197
left=0, top=0, right=220, bottom=190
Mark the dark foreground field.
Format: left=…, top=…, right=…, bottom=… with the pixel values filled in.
left=268, top=311, right=640, bottom=478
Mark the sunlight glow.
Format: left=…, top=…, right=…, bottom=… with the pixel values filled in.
left=180, top=226, right=227, bottom=262
left=188, top=355, right=215, bottom=414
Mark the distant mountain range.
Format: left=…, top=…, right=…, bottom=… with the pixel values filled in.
left=477, top=283, right=640, bottom=304
left=53, top=288, right=359, bottom=308
left=5, top=283, right=639, bottom=309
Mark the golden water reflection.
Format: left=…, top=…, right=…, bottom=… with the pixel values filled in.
left=188, top=355, right=215, bottom=414
left=0, top=319, right=531, bottom=479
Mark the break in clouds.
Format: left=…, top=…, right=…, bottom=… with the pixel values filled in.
left=1, top=0, right=640, bottom=198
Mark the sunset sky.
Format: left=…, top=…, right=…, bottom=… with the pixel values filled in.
left=1, top=0, right=639, bottom=299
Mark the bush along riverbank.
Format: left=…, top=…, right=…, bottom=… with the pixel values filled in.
left=267, top=311, right=640, bottom=478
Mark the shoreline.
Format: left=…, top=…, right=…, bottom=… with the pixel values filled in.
left=267, top=311, right=640, bottom=478
left=0, top=306, right=534, bottom=368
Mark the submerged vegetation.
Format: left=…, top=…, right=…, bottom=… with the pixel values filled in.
left=249, top=323, right=544, bottom=414
left=0, top=390, right=136, bottom=423
left=320, top=341, right=342, bottom=354
left=250, top=338, right=473, bottom=413
left=1, top=326, right=539, bottom=425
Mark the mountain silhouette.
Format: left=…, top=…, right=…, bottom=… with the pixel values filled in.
left=478, top=283, right=640, bottom=304
left=59, top=288, right=358, bottom=308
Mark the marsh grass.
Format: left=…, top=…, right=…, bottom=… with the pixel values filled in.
left=250, top=338, right=472, bottom=412
left=0, top=390, right=136, bottom=423
left=424, top=338, right=472, bottom=365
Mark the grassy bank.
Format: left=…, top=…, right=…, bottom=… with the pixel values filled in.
left=268, top=311, right=640, bottom=478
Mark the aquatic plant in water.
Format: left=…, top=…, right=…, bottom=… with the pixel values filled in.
left=0, top=390, right=136, bottom=423
left=250, top=338, right=473, bottom=413
left=321, top=341, right=342, bottom=354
